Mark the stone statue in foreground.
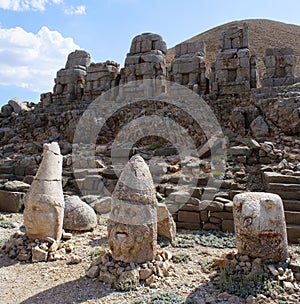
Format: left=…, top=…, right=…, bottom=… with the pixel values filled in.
left=108, top=154, right=157, bottom=263
left=233, top=192, right=288, bottom=263
left=23, top=142, right=64, bottom=241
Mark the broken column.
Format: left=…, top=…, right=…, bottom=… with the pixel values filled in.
left=107, top=154, right=157, bottom=263
left=233, top=192, right=288, bottom=263
left=23, top=142, right=64, bottom=241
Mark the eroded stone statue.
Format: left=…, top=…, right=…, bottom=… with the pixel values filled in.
left=233, top=192, right=288, bottom=263
left=107, top=154, right=157, bottom=263
left=23, top=142, right=64, bottom=241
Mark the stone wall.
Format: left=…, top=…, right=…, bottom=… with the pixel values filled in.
left=262, top=48, right=300, bottom=87
left=210, top=24, right=258, bottom=95
left=170, top=41, right=207, bottom=94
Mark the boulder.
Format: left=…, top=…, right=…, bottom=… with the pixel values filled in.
left=250, top=115, right=269, bottom=137
left=64, top=195, right=98, bottom=231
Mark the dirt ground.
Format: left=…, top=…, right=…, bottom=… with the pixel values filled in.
left=1, top=212, right=299, bottom=304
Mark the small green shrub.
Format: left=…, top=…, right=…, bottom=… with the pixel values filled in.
left=172, top=253, right=191, bottom=264
left=132, top=292, right=184, bottom=304
left=0, top=238, right=8, bottom=248
left=115, top=279, right=138, bottom=292
left=218, top=270, right=284, bottom=298
left=0, top=221, right=15, bottom=229
left=157, top=235, right=171, bottom=248
left=146, top=143, right=161, bottom=151
left=171, top=234, right=195, bottom=248
left=199, top=257, right=215, bottom=273
left=89, top=245, right=109, bottom=260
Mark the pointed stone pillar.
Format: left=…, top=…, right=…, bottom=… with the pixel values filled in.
left=23, top=142, right=64, bottom=241
left=233, top=192, right=288, bottom=263
left=108, top=154, right=157, bottom=263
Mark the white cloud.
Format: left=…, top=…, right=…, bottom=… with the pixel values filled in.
left=0, top=0, right=63, bottom=11
left=0, top=26, right=81, bottom=93
left=64, top=4, right=86, bottom=15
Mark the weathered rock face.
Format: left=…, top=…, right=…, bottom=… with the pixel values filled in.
left=211, top=24, right=258, bottom=95
left=107, top=154, right=157, bottom=263
left=23, top=142, right=64, bottom=241
left=52, top=50, right=91, bottom=103
left=262, top=48, right=300, bottom=87
left=171, top=41, right=207, bottom=94
left=84, top=61, right=120, bottom=101
left=64, top=195, right=98, bottom=231
left=119, top=32, right=167, bottom=89
left=233, top=192, right=288, bottom=263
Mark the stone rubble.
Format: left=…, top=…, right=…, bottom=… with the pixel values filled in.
left=0, top=230, right=75, bottom=263
left=86, top=247, right=174, bottom=291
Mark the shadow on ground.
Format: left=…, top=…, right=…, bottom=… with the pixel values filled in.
left=20, top=276, right=111, bottom=304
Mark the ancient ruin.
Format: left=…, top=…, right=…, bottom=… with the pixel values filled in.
left=23, top=142, right=64, bottom=241
left=233, top=192, right=288, bottom=263
left=171, top=41, right=207, bottom=94
left=210, top=24, right=258, bottom=95
left=107, top=155, right=157, bottom=263
left=262, top=48, right=300, bottom=87
left=1, top=20, right=300, bottom=303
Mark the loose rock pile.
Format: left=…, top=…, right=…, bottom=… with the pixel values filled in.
left=0, top=231, right=77, bottom=263
left=86, top=247, right=174, bottom=291
left=214, top=251, right=300, bottom=301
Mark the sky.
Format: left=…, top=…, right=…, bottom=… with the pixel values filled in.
left=0, top=0, right=300, bottom=108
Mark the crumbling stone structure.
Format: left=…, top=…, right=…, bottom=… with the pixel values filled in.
left=84, top=61, right=120, bottom=101
left=119, top=33, right=167, bottom=84
left=262, top=48, right=300, bottom=87
left=171, top=41, right=207, bottom=94
left=211, top=24, right=258, bottom=95
left=52, top=50, right=91, bottom=103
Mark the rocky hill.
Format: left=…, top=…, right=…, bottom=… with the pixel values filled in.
left=167, top=19, right=300, bottom=78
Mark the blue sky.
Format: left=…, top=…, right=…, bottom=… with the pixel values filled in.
left=0, top=0, right=300, bottom=108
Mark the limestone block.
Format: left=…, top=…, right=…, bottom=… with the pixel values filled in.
left=8, top=97, right=29, bottom=113
left=157, top=203, right=176, bottom=241
left=65, top=50, right=91, bottom=68
left=250, top=115, right=269, bottom=137
left=265, top=56, right=276, bottom=68
left=239, top=57, right=250, bottom=68
left=23, top=142, right=64, bottom=241
left=1, top=104, right=13, bottom=117
left=233, top=192, right=288, bottom=263
left=0, top=190, right=25, bottom=212
left=125, top=55, right=140, bottom=65
left=108, top=155, right=157, bottom=263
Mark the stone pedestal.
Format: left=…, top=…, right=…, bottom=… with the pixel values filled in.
left=233, top=192, right=288, bottom=263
